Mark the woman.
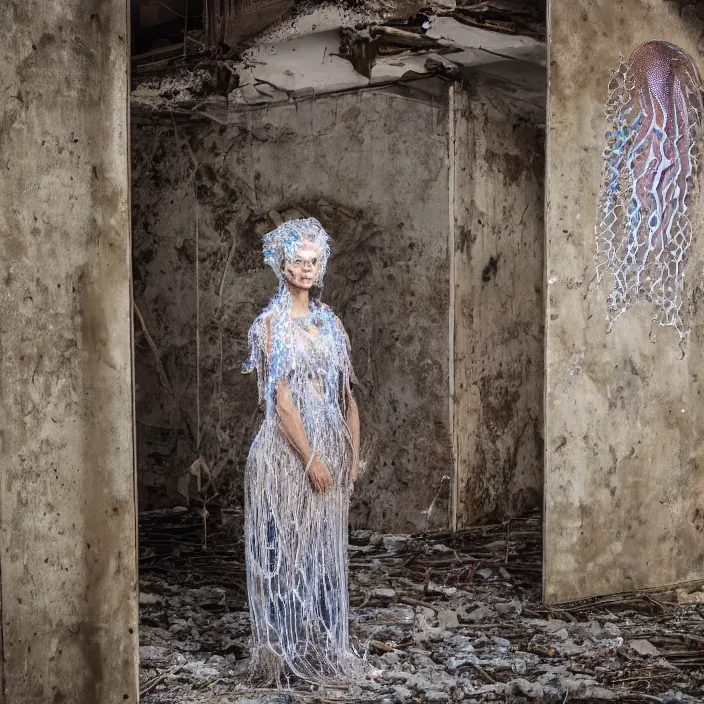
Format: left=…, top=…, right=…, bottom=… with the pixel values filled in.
left=241, top=217, right=362, bottom=684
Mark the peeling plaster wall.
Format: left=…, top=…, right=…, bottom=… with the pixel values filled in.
left=545, top=0, right=704, bottom=602
left=131, top=81, right=453, bottom=531
left=452, top=82, right=544, bottom=526
left=0, top=2, right=138, bottom=702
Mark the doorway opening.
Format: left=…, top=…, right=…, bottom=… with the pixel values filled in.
left=129, top=2, right=704, bottom=702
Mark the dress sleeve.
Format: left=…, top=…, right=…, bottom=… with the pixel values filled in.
left=243, top=310, right=296, bottom=415
left=333, top=314, right=358, bottom=392
left=241, top=313, right=271, bottom=407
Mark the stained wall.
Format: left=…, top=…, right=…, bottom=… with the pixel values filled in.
left=452, top=82, right=545, bottom=527
left=131, top=81, right=454, bottom=531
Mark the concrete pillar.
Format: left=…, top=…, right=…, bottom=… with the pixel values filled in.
left=0, top=2, right=138, bottom=701
left=451, top=82, right=544, bottom=528
left=545, top=0, right=704, bottom=602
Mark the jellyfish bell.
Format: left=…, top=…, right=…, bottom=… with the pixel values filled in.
left=595, top=40, right=704, bottom=348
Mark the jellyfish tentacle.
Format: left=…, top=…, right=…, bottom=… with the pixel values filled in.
left=595, top=40, right=703, bottom=346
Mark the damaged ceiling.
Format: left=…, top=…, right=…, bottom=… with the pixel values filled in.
left=131, top=0, right=546, bottom=120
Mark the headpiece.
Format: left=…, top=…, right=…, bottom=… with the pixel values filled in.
left=262, top=217, right=331, bottom=288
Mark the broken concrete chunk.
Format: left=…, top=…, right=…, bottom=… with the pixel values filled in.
left=437, top=609, right=459, bottom=629
left=182, top=660, right=220, bottom=680
left=372, top=587, right=397, bottom=599
left=628, top=639, right=660, bottom=657
left=445, top=655, right=469, bottom=671
left=601, top=637, right=624, bottom=652
left=491, top=635, right=511, bottom=649
left=391, top=684, right=413, bottom=703
left=559, top=640, right=588, bottom=657
left=138, top=645, right=170, bottom=664
left=139, top=591, right=163, bottom=605
left=466, top=604, right=497, bottom=623
left=382, top=534, right=409, bottom=551
left=602, top=621, right=622, bottom=637
left=512, top=657, right=528, bottom=675
left=544, top=618, right=568, bottom=633
left=676, top=588, right=704, bottom=604
left=239, top=83, right=268, bottom=103
left=513, top=677, right=545, bottom=698
left=424, top=581, right=457, bottom=597
left=495, top=599, right=522, bottom=616
left=414, top=611, right=443, bottom=643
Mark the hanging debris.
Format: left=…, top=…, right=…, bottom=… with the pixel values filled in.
left=453, top=1, right=546, bottom=39
left=203, top=0, right=294, bottom=55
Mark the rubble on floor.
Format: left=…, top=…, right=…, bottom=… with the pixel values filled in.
left=139, top=508, right=704, bottom=703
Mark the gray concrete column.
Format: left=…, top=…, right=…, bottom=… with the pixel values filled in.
left=0, top=2, right=138, bottom=701
left=545, top=0, right=704, bottom=602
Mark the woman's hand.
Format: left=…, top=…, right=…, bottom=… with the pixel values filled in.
left=307, top=454, right=333, bottom=492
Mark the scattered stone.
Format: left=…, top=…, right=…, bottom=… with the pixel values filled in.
left=138, top=509, right=704, bottom=704
left=466, top=604, right=497, bottom=623
left=139, top=592, right=164, bottom=605
left=139, top=645, right=170, bottom=664
left=676, top=588, right=704, bottom=604
left=382, top=535, right=409, bottom=552
left=444, top=655, right=469, bottom=671
left=544, top=618, right=568, bottom=633
left=628, top=638, right=660, bottom=656
left=514, top=677, right=545, bottom=698
left=424, top=581, right=458, bottom=598
left=603, top=621, right=622, bottom=637
left=391, top=685, right=413, bottom=703
left=373, top=587, right=397, bottom=599
left=437, top=609, right=459, bottom=629
left=491, top=635, right=511, bottom=649
left=495, top=599, right=522, bottom=616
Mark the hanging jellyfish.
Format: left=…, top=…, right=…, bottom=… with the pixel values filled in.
left=595, top=40, right=704, bottom=344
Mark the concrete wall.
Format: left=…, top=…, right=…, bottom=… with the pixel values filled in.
left=545, top=0, right=704, bottom=602
left=452, top=82, right=544, bottom=527
left=0, top=2, right=138, bottom=702
left=131, top=80, right=453, bottom=531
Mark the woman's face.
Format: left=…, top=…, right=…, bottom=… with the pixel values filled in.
left=284, top=241, right=320, bottom=290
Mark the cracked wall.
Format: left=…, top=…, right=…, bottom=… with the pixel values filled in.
left=131, top=80, right=453, bottom=531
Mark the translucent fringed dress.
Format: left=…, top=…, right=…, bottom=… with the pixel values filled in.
left=243, top=302, right=361, bottom=684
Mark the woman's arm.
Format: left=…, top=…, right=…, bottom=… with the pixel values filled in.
left=346, top=391, right=360, bottom=485
left=275, top=378, right=332, bottom=492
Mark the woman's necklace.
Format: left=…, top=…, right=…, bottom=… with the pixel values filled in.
left=291, top=308, right=324, bottom=339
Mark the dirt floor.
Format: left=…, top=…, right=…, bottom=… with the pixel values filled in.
left=138, top=509, right=704, bottom=703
